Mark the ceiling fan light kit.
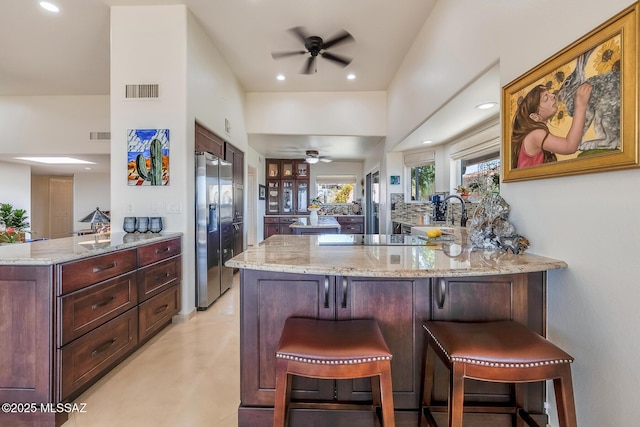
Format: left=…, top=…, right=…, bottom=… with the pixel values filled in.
left=271, top=26, right=355, bottom=75
left=305, top=150, right=331, bottom=164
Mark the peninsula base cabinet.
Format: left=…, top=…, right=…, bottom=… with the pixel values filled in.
left=0, top=236, right=182, bottom=427
left=238, top=269, right=548, bottom=427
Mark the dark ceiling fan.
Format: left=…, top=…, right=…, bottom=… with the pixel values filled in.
left=271, top=26, right=355, bottom=74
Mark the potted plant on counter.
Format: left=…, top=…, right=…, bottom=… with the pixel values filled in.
left=0, top=203, right=33, bottom=243
left=455, top=185, right=471, bottom=201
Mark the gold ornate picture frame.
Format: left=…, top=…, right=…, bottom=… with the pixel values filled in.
left=502, top=3, right=639, bottom=182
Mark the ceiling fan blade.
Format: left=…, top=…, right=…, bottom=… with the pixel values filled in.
left=320, top=51, right=352, bottom=67
left=322, top=30, right=354, bottom=49
left=288, top=26, right=311, bottom=45
left=319, top=157, right=333, bottom=163
left=271, top=50, right=307, bottom=59
left=302, top=56, right=316, bottom=74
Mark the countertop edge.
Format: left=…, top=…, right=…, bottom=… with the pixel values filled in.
left=0, top=232, right=183, bottom=265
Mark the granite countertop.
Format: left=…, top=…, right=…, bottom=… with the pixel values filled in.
left=290, top=216, right=341, bottom=228
left=0, top=232, right=183, bottom=265
left=226, top=234, right=567, bottom=278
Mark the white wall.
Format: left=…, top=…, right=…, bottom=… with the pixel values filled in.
left=387, top=0, right=639, bottom=425
left=74, top=173, right=110, bottom=226
left=0, top=161, right=31, bottom=215
left=245, top=91, right=386, bottom=136
left=110, top=5, right=190, bottom=313
left=0, top=96, right=109, bottom=154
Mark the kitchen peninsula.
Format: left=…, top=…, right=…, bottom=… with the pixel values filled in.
left=226, top=232, right=567, bottom=427
left=0, top=232, right=182, bottom=427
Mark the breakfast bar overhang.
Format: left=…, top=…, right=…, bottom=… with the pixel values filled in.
left=226, top=232, right=568, bottom=427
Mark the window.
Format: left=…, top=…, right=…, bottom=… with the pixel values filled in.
left=461, top=152, right=500, bottom=194
left=410, top=164, right=435, bottom=201
left=404, top=149, right=436, bottom=202
left=316, top=175, right=356, bottom=203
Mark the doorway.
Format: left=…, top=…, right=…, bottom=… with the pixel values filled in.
left=49, top=177, right=74, bottom=239
left=365, top=171, right=379, bottom=234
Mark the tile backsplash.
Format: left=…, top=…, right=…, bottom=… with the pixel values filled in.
left=390, top=193, right=476, bottom=226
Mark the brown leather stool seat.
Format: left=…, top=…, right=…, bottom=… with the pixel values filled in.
left=274, top=317, right=395, bottom=427
left=420, top=320, right=577, bottom=427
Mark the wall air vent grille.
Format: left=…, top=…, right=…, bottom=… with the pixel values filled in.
left=89, top=132, right=111, bottom=141
left=125, top=84, right=160, bottom=99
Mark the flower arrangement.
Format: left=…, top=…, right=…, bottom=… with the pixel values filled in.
left=309, top=197, right=322, bottom=209
left=0, top=227, right=22, bottom=243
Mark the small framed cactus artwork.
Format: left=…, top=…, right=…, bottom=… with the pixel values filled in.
left=127, top=129, right=170, bottom=186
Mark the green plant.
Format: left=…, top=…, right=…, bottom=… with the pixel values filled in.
left=456, top=185, right=471, bottom=194
left=0, top=203, right=33, bottom=243
left=136, top=139, right=164, bottom=185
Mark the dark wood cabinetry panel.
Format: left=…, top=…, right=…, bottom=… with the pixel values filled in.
left=0, top=236, right=182, bottom=427
left=336, top=216, right=364, bottom=234
left=59, top=249, right=137, bottom=295
left=238, top=270, right=546, bottom=426
left=60, top=272, right=138, bottom=346
left=60, top=307, right=139, bottom=399
left=265, top=158, right=309, bottom=216
left=138, top=285, right=180, bottom=342
left=195, top=122, right=224, bottom=157
left=0, top=265, right=53, bottom=423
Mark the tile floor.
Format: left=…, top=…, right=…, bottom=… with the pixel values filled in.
left=62, top=274, right=240, bottom=427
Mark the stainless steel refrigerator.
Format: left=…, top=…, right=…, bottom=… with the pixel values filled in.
left=195, top=152, right=234, bottom=310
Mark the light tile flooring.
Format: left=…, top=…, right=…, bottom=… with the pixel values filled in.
left=62, top=274, right=240, bottom=427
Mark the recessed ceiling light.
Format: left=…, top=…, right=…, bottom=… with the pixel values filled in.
left=475, top=102, right=498, bottom=110
left=347, top=73, right=356, bottom=80
left=15, top=157, right=95, bottom=165
left=39, top=1, right=60, bottom=12
left=276, top=74, right=286, bottom=81
left=421, top=140, right=433, bottom=144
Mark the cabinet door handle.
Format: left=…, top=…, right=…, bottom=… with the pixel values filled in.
left=154, top=304, right=169, bottom=315
left=155, top=272, right=172, bottom=281
left=341, top=277, right=348, bottom=309
left=156, top=246, right=172, bottom=254
left=323, top=276, right=329, bottom=309
left=93, top=262, right=116, bottom=273
left=436, top=278, right=447, bottom=309
left=91, top=296, right=115, bottom=310
left=91, top=338, right=117, bottom=357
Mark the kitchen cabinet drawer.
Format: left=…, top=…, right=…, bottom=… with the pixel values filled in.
left=340, top=224, right=364, bottom=234
left=139, top=285, right=180, bottom=341
left=264, top=216, right=280, bottom=224
left=137, top=255, right=181, bottom=302
left=337, top=216, right=364, bottom=224
left=137, top=237, right=181, bottom=266
left=60, top=249, right=137, bottom=295
left=60, top=307, right=138, bottom=399
left=60, top=272, right=138, bottom=346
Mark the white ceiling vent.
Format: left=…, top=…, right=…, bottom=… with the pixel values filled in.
left=89, top=132, right=111, bottom=141
left=125, top=84, right=159, bottom=100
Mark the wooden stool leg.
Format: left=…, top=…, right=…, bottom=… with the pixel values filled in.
left=379, top=363, right=396, bottom=427
left=273, top=359, right=289, bottom=427
left=449, top=362, right=465, bottom=427
left=553, top=365, right=578, bottom=427
left=419, top=343, right=437, bottom=427
left=515, top=383, right=527, bottom=427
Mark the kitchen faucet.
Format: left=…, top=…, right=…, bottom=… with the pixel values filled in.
left=443, top=194, right=468, bottom=227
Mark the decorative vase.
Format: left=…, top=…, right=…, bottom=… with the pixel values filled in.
left=309, top=208, right=319, bottom=226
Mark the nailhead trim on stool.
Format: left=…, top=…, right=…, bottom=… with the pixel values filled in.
left=420, top=320, right=578, bottom=427
left=273, top=317, right=396, bottom=427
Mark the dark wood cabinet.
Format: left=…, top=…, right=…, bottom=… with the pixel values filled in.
left=238, top=269, right=546, bottom=427
left=0, top=236, right=182, bottom=427
left=195, top=122, right=224, bottom=157
left=263, top=216, right=297, bottom=239
left=336, top=215, right=364, bottom=234
left=225, top=141, right=244, bottom=258
left=265, top=158, right=309, bottom=216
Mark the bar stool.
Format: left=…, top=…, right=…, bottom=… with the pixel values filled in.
left=420, top=320, right=577, bottom=427
left=274, top=317, right=395, bottom=427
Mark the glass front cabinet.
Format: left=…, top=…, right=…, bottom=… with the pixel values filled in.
left=264, top=158, right=309, bottom=215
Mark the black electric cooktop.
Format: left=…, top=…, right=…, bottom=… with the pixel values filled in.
left=317, top=234, right=429, bottom=246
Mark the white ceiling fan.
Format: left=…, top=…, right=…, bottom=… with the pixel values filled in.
left=305, top=150, right=332, bottom=164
